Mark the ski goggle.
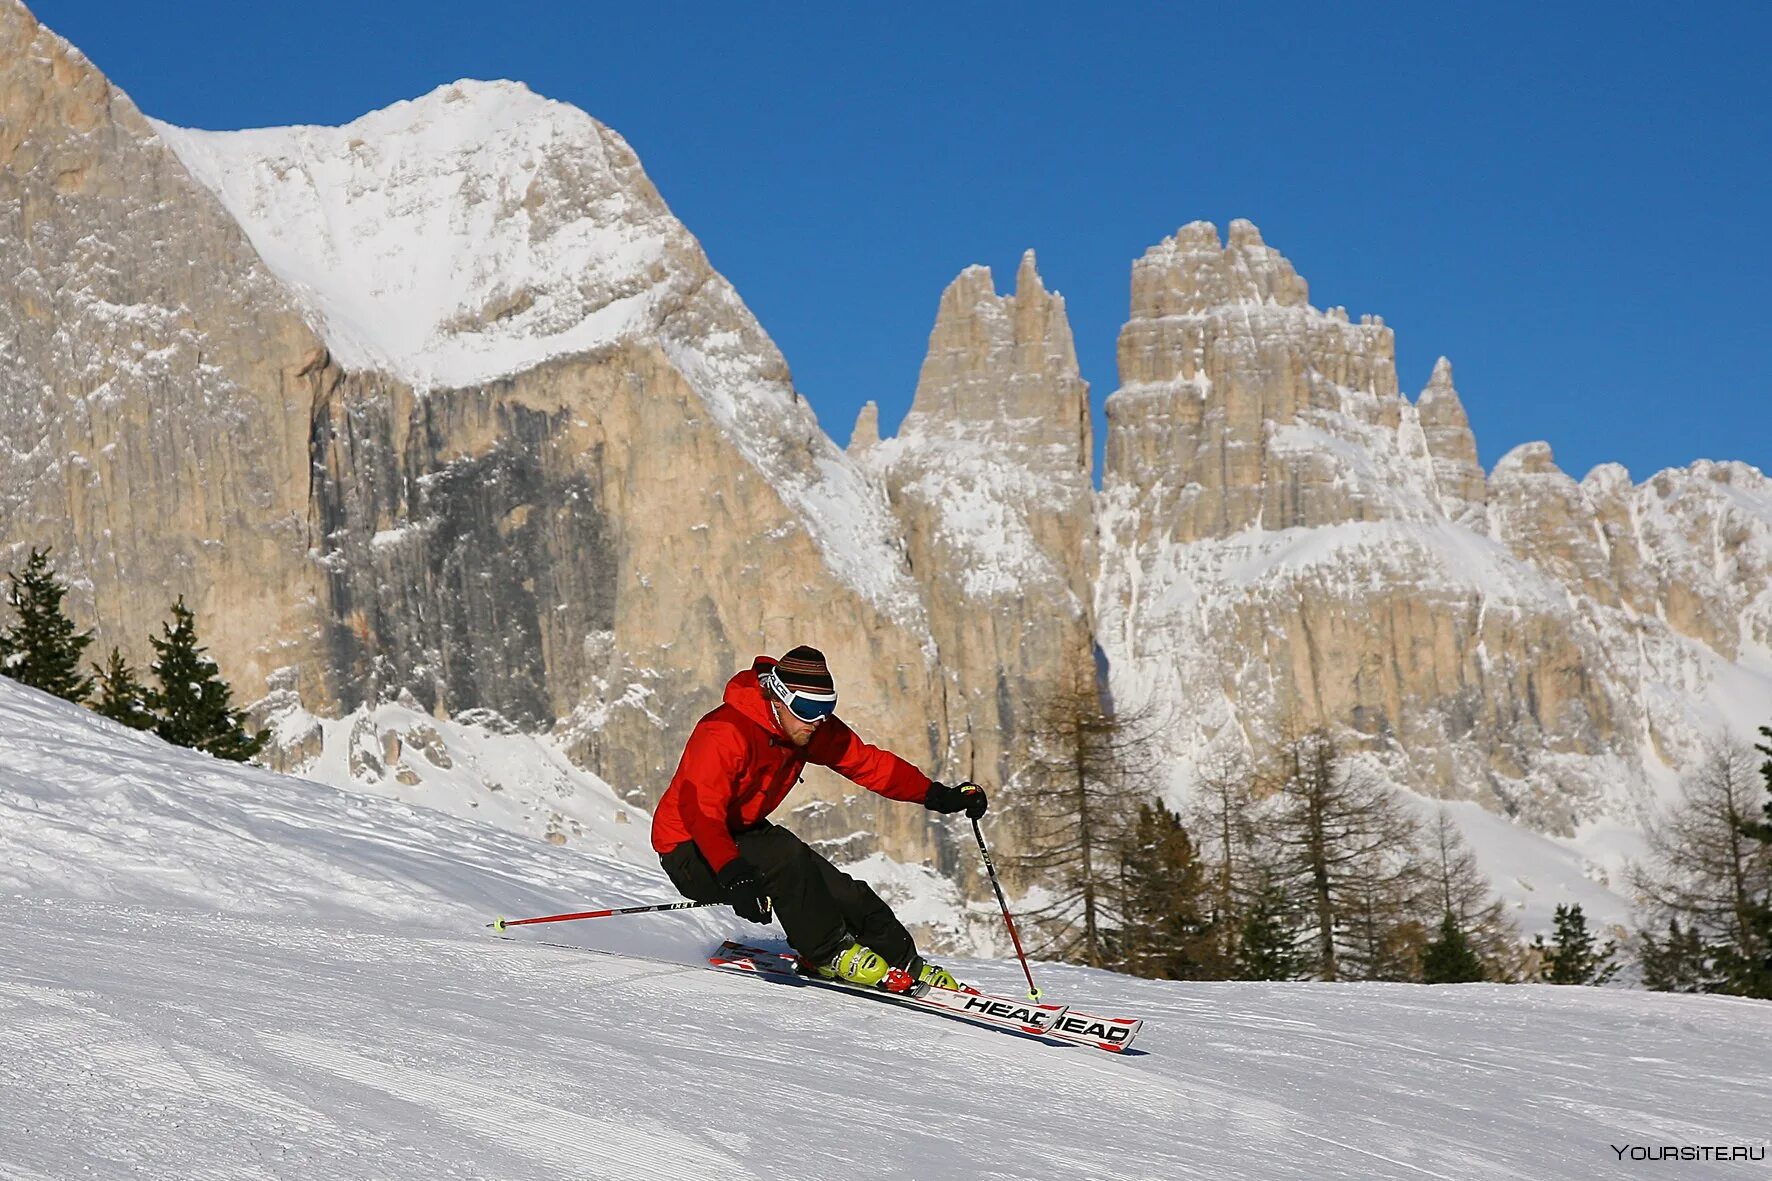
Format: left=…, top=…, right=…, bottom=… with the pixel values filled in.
left=760, top=669, right=838, bottom=723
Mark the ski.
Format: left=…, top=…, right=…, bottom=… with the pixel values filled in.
left=710, top=940, right=1073, bottom=1043
left=1046, top=1007, right=1143, bottom=1054
left=714, top=940, right=1143, bottom=1054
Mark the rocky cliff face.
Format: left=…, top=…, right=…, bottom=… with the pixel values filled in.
left=0, top=0, right=332, bottom=702
left=1098, top=221, right=1772, bottom=844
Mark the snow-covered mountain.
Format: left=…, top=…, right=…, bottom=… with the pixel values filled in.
left=1093, top=221, right=1772, bottom=896
left=5, top=679, right=1768, bottom=1180
left=148, top=80, right=923, bottom=629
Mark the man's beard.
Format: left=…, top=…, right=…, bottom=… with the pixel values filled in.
left=772, top=701, right=814, bottom=747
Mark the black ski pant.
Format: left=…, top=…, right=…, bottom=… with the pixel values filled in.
left=659, top=822, right=916, bottom=969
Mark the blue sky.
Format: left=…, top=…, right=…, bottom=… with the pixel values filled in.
left=36, top=1, right=1770, bottom=482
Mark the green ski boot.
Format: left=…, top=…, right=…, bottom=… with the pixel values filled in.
left=915, top=961, right=961, bottom=991
left=819, top=941, right=891, bottom=988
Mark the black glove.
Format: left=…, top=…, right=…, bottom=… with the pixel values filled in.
left=924, top=780, right=988, bottom=819
left=716, top=857, right=773, bottom=925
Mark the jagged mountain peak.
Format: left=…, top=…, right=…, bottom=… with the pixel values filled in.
left=896, top=255, right=1082, bottom=439
left=1416, top=357, right=1467, bottom=414
left=1581, top=461, right=1635, bottom=494
left=1131, top=219, right=1310, bottom=317
left=1493, top=440, right=1563, bottom=479
left=1426, top=355, right=1456, bottom=389
left=848, top=400, right=881, bottom=456
left=1172, top=219, right=1222, bottom=250
left=147, top=71, right=933, bottom=635
left=935, top=250, right=1055, bottom=315
left=275, top=77, right=564, bottom=138
left=1226, top=217, right=1266, bottom=248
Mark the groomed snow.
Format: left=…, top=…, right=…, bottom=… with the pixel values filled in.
left=5, top=680, right=1771, bottom=1179
left=264, top=696, right=654, bottom=862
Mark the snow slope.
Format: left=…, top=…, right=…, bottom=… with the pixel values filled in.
left=262, top=695, right=655, bottom=863
left=4, top=681, right=1769, bottom=1180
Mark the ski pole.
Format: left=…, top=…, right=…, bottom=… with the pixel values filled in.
left=971, top=815, right=1042, bottom=1001
left=487, top=900, right=716, bottom=932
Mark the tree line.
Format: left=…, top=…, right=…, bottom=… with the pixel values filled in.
left=1004, top=667, right=1687, bottom=988
left=0, top=548, right=267, bottom=762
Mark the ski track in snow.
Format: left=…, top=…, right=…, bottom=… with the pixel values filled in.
left=3, top=681, right=1770, bottom=1179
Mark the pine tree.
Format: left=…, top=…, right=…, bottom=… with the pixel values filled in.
left=1235, top=880, right=1308, bottom=981
left=0, top=547, right=95, bottom=703
left=91, top=647, right=157, bottom=731
left=1422, top=911, right=1486, bottom=983
left=1118, top=800, right=1215, bottom=979
left=1632, top=735, right=1772, bottom=998
left=1714, top=725, right=1772, bottom=997
left=1008, top=664, right=1155, bottom=968
left=1185, top=750, right=1260, bottom=976
left=1426, top=811, right=1522, bottom=979
left=1263, top=727, right=1428, bottom=981
left=1531, top=903, right=1620, bottom=985
left=1636, top=918, right=1715, bottom=993
left=146, top=598, right=268, bottom=762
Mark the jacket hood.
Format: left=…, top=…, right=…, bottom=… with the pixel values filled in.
left=724, top=657, right=785, bottom=735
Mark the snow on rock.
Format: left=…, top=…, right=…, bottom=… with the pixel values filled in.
left=860, top=253, right=1097, bottom=784
left=868, top=253, right=1092, bottom=603
left=149, top=82, right=667, bottom=393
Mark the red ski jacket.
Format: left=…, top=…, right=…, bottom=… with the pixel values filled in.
left=650, top=657, right=932, bottom=872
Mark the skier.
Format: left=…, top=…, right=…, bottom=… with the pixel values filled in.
left=651, top=646, right=988, bottom=993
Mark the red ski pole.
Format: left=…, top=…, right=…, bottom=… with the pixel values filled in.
left=972, top=815, right=1042, bottom=1001
left=487, top=900, right=716, bottom=931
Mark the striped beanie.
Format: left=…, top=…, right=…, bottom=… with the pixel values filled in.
left=776, top=645, right=835, bottom=695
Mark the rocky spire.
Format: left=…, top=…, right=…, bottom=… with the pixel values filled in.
left=889, top=250, right=1092, bottom=591
left=873, top=250, right=1096, bottom=789
left=1414, top=357, right=1487, bottom=528
left=900, top=250, right=1088, bottom=458
left=1125, top=219, right=1310, bottom=327
left=1106, top=219, right=1403, bottom=543
left=848, top=400, right=881, bottom=458
left=1488, top=442, right=1622, bottom=611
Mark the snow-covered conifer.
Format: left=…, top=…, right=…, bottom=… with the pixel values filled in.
left=0, top=547, right=95, bottom=704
